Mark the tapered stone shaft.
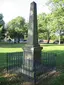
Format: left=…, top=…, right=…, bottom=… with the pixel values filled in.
left=27, top=2, right=38, bottom=46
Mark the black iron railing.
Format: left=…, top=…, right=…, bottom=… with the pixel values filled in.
left=6, top=52, right=56, bottom=72
left=0, top=52, right=56, bottom=84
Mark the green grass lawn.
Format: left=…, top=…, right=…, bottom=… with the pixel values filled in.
left=0, top=43, right=64, bottom=85
left=0, top=43, right=23, bottom=53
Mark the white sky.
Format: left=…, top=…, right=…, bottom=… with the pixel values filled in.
left=0, top=0, right=50, bottom=23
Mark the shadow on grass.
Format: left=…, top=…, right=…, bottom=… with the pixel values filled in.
left=39, top=72, right=64, bottom=85
left=0, top=73, right=24, bottom=85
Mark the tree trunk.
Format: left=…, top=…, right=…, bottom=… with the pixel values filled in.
left=59, top=30, right=61, bottom=45
left=59, top=35, right=60, bottom=44
left=47, top=32, right=50, bottom=44
left=14, top=38, right=16, bottom=43
left=18, top=37, right=20, bottom=43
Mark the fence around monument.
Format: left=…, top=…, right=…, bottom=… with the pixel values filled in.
left=6, top=52, right=56, bottom=84
left=6, top=52, right=23, bottom=71
left=0, top=52, right=56, bottom=84
left=6, top=52, right=56, bottom=72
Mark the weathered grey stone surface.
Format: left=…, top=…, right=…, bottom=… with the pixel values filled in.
left=27, top=1, right=38, bottom=46
left=23, top=1, right=42, bottom=80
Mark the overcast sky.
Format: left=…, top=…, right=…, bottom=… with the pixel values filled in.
left=0, top=0, right=50, bottom=23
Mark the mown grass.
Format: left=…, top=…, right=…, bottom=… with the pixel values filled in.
left=0, top=43, right=64, bottom=85
left=0, top=43, right=23, bottom=53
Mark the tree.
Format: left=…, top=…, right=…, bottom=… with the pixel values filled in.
left=24, top=23, right=28, bottom=39
left=7, top=16, right=28, bottom=43
left=48, top=0, right=64, bottom=44
left=0, top=26, right=2, bottom=40
left=38, top=13, right=48, bottom=40
left=0, top=14, right=5, bottom=40
left=38, top=13, right=55, bottom=43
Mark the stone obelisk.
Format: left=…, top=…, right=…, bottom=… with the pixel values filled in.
left=23, top=1, right=42, bottom=79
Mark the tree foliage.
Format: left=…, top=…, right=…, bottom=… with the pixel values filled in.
left=37, top=0, right=64, bottom=44
left=0, top=14, right=5, bottom=40
left=48, top=0, right=64, bottom=44
left=7, top=16, right=28, bottom=43
left=38, top=13, right=55, bottom=43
